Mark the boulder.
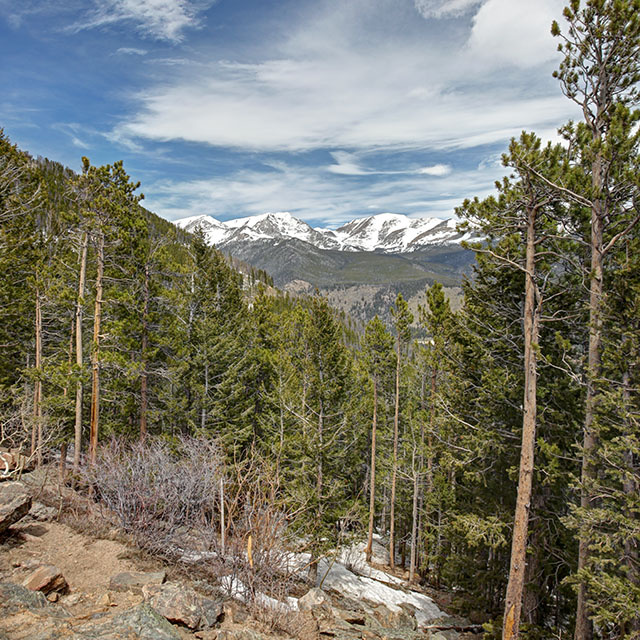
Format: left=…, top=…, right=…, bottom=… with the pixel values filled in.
left=0, top=447, right=32, bottom=478
left=432, top=633, right=461, bottom=640
left=0, top=581, right=51, bottom=613
left=142, top=581, right=222, bottom=630
left=109, top=569, right=166, bottom=593
left=23, top=565, right=68, bottom=594
left=222, top=599, right=249, bottom=625
left=72, top=603, right=181, bottom=640
left=0, top=482, right=32, bottom=534
left=216, top=631, right=265, bottom=640
left=29, top=501, right=57, bottom=522
left=298, top=587, right=332, bottom=611
left=371, top=602, right=417, bottom=630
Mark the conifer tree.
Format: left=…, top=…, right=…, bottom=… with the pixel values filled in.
left=551, top=4, right=640, bottom=636
left=389, top=293, right=413, bottom=570
left=363, top=315, right=394, bottom=563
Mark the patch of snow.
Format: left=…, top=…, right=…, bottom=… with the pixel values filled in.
left=220, top=576, right=298, bottom=612
left=315, top=557, right=442, bottom=628
left=284, top=538, right=442, bottom=629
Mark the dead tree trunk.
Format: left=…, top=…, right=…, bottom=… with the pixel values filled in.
left=409, top=450, right=419, bottom=582
left=365, top=375, right=378, bottom=563
left=73, top=232, right=88, bottom=473
left=389, top=339, right=401, bottom=571
left=139, top=262, right=150, bottom=440
left=89, top=231, right=104, bottom=466
left=32, top=286, right=43, bottom=467
left=502, top=204, right=541, bottom=640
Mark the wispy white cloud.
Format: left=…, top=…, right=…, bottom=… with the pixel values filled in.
left=414, top=0, right=482, bottom=19
left=144, top=157, right=502, bottom=226
left=328, top=151, right=369, bottom=176
left=115, top=47, right=148, bottom=55
left=417, top=164, right=452, bottom=176
left=69, top=0, right=216, bottom=43
left=114, top=0, right=573, bottom=154
left=53, top=123, right=90, bottom=149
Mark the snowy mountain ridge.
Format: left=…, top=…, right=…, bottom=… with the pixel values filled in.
left=174, top=211, right=472, bottom=253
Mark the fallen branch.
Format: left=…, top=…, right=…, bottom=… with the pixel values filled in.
left=422, top=623, right=484, bottom=634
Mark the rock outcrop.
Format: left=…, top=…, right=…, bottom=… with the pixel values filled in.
left=109, top=570, right=167, bottom=593
left=0, top=483, right=32, bottom=535
left=142, top=581, right=222, bottom=630
left=22, top=565, right=68, bottom=595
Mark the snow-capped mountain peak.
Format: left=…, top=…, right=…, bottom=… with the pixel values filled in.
left=173, top=211, right=472, bottom=253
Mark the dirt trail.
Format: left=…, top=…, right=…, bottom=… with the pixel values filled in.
left=2, top=520, right=134, bottom=593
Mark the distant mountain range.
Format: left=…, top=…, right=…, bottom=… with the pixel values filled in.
left=175, top=211, right=474, bottom=254
left=174, top=211, right=478, bottom=324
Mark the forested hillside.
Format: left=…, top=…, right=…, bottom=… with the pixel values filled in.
left=1, top=2, right=639, bottom=639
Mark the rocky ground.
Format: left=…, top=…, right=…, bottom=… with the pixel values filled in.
left=0, top=472, right=483, bottom=640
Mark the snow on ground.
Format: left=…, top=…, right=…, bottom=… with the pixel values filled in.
left=210, top=536, right=443, bottom=628
left=315, top=557, right=442, bottom=628
left=285, top=536, right=442, bottom=628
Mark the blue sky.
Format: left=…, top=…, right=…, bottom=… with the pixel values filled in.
left=0, top=0, right=577, bottom=228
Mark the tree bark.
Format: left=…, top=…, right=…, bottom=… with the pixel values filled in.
left=73, top=232, right=88, bottom=473
left=575, top=160, right=605, bottom=640
left=365, top=375, right=378, bottom=563
left=425, top=365, right=437, bottom=572
left=389, top=339, right=401, bottom=571
left=32, top=286, right=43, bottom=467
left=89, top=231, right=104, bottom=466
left=139, top=262, right=150, bottom=440
left=622, top=367, right=639, bottom=636
left=502, top=205, right=540, bottom=640
left=409, top=456, right=419, bottom=582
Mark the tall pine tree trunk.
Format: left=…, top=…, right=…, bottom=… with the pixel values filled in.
left=309, top=401, right=324, bottom=584
left=365, top=376, right=378, bottom=563
left=575, top=165, right=605, bottom=640
left=389, top=340, right=400, bottom=571
left=32, top=286, right=43, bottom=467
left=73, top=232, right=88, bottom=472
left=89, top=231, right=104, bottom=466
left=425, top=366, right=437, bottom=571
left=139, top=262, right=149, bottom=440
left=622, top=367, right=639, bottom=636
left=409, top=451, right=419, bottom=583
left=503, top=205, right=540, bottom=640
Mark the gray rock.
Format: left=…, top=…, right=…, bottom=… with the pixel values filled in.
left=0, top=581, right=51, bottom=612
left=142, top=581, right=222, bottom=630
left=216, top=631, right=265, bottom=640
left=72, top=603, right=181, bottom=639
left=109, top=570, right=166, bottom=593
left=222, top=599, right=249, bottom=624
left=432, top=633, right=461, bottom=640
left=371, top=603, right=416, bottom=630
left=0, top=482, right=32, bottom=534
left=29, top=501, right=57, bottom=521
left=298, top=586, right=332, bottom=611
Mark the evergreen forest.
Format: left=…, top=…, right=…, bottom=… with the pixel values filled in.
left=0, top=2, right=639, bottom=639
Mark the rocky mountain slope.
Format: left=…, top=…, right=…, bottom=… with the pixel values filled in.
left=174, top=212, right=476, bottom=324
left=175, top=212, right=474, bottom=254
left=0, top=474, right=482, bottom=640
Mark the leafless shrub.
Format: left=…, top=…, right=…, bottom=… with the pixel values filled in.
left=85, top=435, right=302, bottom=631
left=84, top=435, right=222, bottom=554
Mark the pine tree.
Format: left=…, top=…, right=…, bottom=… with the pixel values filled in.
left=551, top=4, right=640, bottom=636
left=389, top=293, right=413, bottom=570
left=363, top=315, right=395, bottom=563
